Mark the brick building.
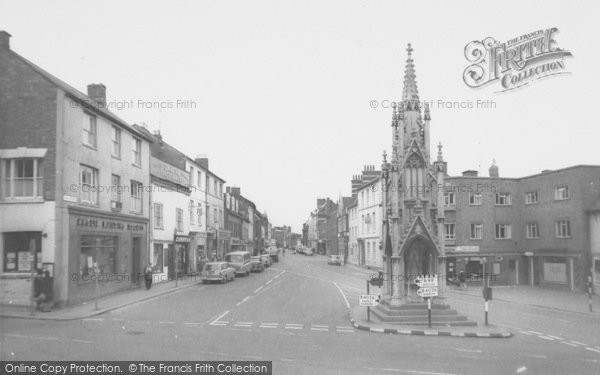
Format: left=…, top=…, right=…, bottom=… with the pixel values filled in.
left=0, top=31, right=152, bottom=306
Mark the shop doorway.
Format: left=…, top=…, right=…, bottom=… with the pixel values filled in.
left=132, top=237, right=141, bottom=286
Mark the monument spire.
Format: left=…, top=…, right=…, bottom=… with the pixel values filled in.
left=402, top=43, right=419, bottom=103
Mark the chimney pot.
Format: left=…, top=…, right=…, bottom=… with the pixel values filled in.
left=0, top=31, right=11, bottom=49
left=87, top=83, right=106, bottom=107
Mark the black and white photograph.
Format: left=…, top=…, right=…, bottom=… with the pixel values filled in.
left=1, top=1, right=599, bottom=374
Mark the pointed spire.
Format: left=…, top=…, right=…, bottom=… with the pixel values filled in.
left=424, top=102, right=431, bottom=121
left=437, top=142, right=444, bottom=162
left=402, top=43, right=419, bottom=103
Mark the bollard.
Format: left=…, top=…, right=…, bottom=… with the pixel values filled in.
left=427, top=297, right=432, bottom=328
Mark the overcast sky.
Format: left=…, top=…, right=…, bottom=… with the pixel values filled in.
left=2, top=0, right=599, bottom=232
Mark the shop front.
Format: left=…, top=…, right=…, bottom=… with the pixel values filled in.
left=67, top=207, right=148, bottom=305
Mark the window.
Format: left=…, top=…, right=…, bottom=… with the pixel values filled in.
left=154, top=203, right=163, bottom=229
left=470, top=223, right=483, bottom=240
left=444, top=223, right=456, bottom=240
left=80, top=165, right=98, bottom=205
left=219, top=209, right=223, bottom=229
left=213, top=180, right=217, bottom=196
left=153, top=244, right=164, bottom=271
left=189, top=167, right=194, bottom=186
left=495, top=193, right=511, bottom=206
left=214, top=207, right=218, bottom=226
left=469, top=193, right=482, bottom=205
left=130, top=181, right=143, bottom=213
left=495, top=224, right=512, bottom=239
left=197, top=203, right=203, bottom=225
left=2, top=158, right=43, bottom=199
left=176, top=208, right=184, bottom=232
left=444, top=192, right=455, bottom=206
left=219, top=183, right=223, bottom=197
left=132, top=138, right=142, bottom=166
left=372, top=212, right=376, bottom=233
left=83, top=112, right=97, bottom=147
left=555, top=186, right=569, bottom=200
left=556, top=220, right=571, bottom=238
left=80, top=235, right=117, bottom=277
left=189, top=200, right=195, bottom=224
left=111, top=174, right=121, bottom=211
left=3, top=232, right=41, bottom=272
left=197, top=171, right=202, bottom=189
left=526, top=222, right=539, bottom=239
left=111, top=126, right=121, bottom=158
left=525, top=191, right=538, bottom=205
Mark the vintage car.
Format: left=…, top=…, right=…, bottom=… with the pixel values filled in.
left=327, top=254, right=342, bottom=265
left=260, top=254, right=272, bottom=267
left=201, top=262, right=235, bottom=284
left=250, top=256, right=265, bottom=272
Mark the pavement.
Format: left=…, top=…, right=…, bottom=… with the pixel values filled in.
left=0, top=276, right=202, bottom=320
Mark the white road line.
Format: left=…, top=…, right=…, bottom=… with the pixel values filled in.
left=210, top=310, right=230, bottom=324
left=363, top=367, right=459, bottom=375
left=528, top=330, right=542, bottom=335
left=266, top=279, right=273, bottom=285
left=560, top=341, right=578, bottom=347
left=273, top=274, right=280, bottom=279
left=254, top=286, right=263, bottom=293
left=336, top=326, right=354, bottom=330
left=234, top=323, right=253, bottom=327
left=285, top=326, right=303, bottom=330
left=312, top=324, right=329, bottom=328
left=570, top=340, right=586, bottom=346
left=286, top=323, right=303, bottom=326
left=259, top=325, right=278, bottom=329
left=183, top=322, right=203, bottom=326
left=159, top=321, right=175, bottom=324
left=521, top=354, right=547, bottom=359
left=547, top=335, right=564, bottom=340
left=236, top=296, right=251, bottom=306
left=71, top=339, right=92, bottom=344
left=516, top=367, right=527, bottom=374
left=311, top=327, right=329, bottom=331
left=261, top=322, right=279, bottom=326
left=333, top=281, right=350, bottom=309
left=538, top=335, right=555, bottom=341
left=518, top=331, right=532, bottom=335
left=210, top=322, right=228, bottom=326
left=336, top=329, right=354, bottom=333
left=585, top=347, right=600, bottom=353
left=454, top=348, right=483, bottom=353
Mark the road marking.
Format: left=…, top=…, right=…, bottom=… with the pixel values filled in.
left=333, top=281, right=350, bottom=309
left=585, top=347, right=600, bottom=353
left=183, top=322, right=203, bottom=326
left=273, top=274, right=280, bottom=279
left=259, top=324, right=278, bottom=329
left=570, top=340, right=586, bottom=346
left=312, top=324, right=329, bottom=328
left=538, top=335, right=554, bottom=341
left=285, top=326, right=303, bottom=330
left=336, top=326, right=354, bottom=330
left=71, top=339, right=92, bottom=344
left=363, top=367, right=459, bottom=375
left=210, top=322, right=228, bottom=326
left=547, top=335, right=564, bottom=340
left=311, top=327, right=329, bottom=331
left=266, top=279, right=273, bottom=285
left=234, top=323, right=253, bottom=327
left=159, top=321, right=175, bottom=324
left=82, top=318, right=104, bottom=321
left=527, top=330, right=542, bottom=335
left=560, top=341, right=578, bottom=347
left=254, top=286, right=263, bottom=293
left=5, top=334, right=59, bottom=341
left=516, top=367, right=526, bottom=373
left=520, top=354, right=547, bottom=359
left=336, top=329, right=354, bottom=333
left=454, top=348, right=483, bottom=353
left=518, top=331, right=532, bottom=335
left=236, top=296, right=251, bottom=306
left=210, top=310, right=230, bottom=324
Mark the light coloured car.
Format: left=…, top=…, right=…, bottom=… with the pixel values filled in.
left=202, top=262, right=235, bottom=284
left=328, top=254, right=342, bottom=265
left=250, top=256, right=265, bottom=272
left=224, top=251, right=252, bottom=276
left=260, top=254, right=272, bottom=267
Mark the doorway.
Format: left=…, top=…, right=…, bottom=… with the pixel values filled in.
left=132, top=237, right=141, bottom=286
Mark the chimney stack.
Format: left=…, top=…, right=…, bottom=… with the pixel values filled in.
left=462, top=170, right=478, bottom=177
left=0, top=31, right=11, bottom=49
left=87, top=83, right=106, bottom=107
left=195, top=156, right=209, bottom=169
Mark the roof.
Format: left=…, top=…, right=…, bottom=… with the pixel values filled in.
left=446, top=165, right=600, bottom=181
left=6, top=48, right=153, bottom=142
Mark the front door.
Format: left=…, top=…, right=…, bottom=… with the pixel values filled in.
left=132, top=237, right=141, bottom=286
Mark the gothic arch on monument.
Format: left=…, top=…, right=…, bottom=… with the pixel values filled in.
left=400, top=234, right=438, bottom=298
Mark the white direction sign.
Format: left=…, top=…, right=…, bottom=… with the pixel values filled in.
left=359, top=294, right=380, bottom=306
left=414, top=275, right=438, bottom=288
left=416, top=287, right=439, bottom=298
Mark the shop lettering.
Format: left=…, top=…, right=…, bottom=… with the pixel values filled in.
left=76, top=217, right=144, bottom=232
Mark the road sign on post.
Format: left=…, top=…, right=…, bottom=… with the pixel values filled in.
left=416, top=287, right=438, bottom=298
left=359, top=294, right=381, bottom=307
left=414, top=275, right=438, bottom=288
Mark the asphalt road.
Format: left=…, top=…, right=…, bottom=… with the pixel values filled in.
left=1, top=254, right=599, bottom=374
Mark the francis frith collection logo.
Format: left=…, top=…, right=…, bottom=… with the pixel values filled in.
left=463, top=27, right=573, bottom=92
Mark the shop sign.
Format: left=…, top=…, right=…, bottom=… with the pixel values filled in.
left=75, top=216, right=145, bottom=232
left=175, top=235, right=191, bottom=243
left=455, top=246, right=480, bottom=253
left=151, top=157, right=189, bottom=186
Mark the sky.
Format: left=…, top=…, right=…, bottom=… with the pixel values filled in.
left=1, top=0, right=599, bottom=232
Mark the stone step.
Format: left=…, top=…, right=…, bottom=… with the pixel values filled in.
left=374, top=306, right=460, bottom=316
left=379, top=300, right=450, bottom=310
left=371, top=309, right=476, bottom=326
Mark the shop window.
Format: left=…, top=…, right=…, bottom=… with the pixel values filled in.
left=3, top=232, right=41, bottom=272
left=153, top=243, right=164, bottom=271
left=542, top=257, right=567, bottom=284
left=594, top=258, right=600, bottom=285
left=80, top=236, right=117, bottom=277
left=509, top=259, right=516, bottom=271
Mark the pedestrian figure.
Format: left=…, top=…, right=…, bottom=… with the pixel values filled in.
left=459, top=271, right=467, bottom=289
left=144, top=263, right=154, bottom=290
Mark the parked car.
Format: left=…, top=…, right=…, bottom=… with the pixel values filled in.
left=266, top=247, right=280, bottom=262
left=327, top=254, right=342, bottom=265
left=224, top=251, right=252, bottom=276
left=201, top=262, right=235, bottom=284
left=304, top=248, right=314, bottom=256
left=260, top=254, right=272, bottom=267
left=250, top=256, right=265, bottom=272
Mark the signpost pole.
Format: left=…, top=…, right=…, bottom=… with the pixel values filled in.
left=427, top=297, right=431, bottom=328
left=588, top=274, right=593, bottom=313
left=367, top=280, right=370, bottom=322
left=29, top=239, right=36, bottom=316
